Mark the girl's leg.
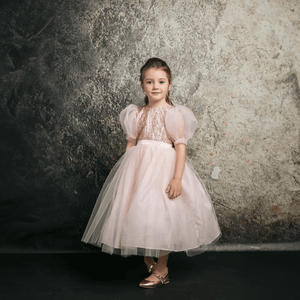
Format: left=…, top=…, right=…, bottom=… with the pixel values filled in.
left=145, top=251, right=169, bottom=280
left=153, top=252, right=169, bottom=277
left=144, top=256, right=156, bottom=269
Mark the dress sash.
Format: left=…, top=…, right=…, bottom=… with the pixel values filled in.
left=137, top=140, right=173, bottom=148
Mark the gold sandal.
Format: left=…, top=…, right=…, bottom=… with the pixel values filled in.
left=139, top=273, right=170, bottom=289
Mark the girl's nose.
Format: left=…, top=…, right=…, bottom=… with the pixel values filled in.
left=153, top=82, right=158, bottom=89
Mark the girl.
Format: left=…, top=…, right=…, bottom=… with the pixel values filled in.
left=81, top=57, right=221, bottom=288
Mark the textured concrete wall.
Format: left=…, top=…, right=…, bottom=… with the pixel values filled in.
left=0, top=0, right=299, bottom=251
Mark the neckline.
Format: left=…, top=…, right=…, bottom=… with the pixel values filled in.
left=145, top=105, right=172, bottom=109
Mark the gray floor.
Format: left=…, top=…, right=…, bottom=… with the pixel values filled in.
left=1, top=251, right=299, bottom=300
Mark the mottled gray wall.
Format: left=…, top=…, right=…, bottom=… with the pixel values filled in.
left=0, top=0, right=299, bottom=251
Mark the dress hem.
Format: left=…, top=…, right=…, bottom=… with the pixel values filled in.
left=81, top=232, right=222, bottom=258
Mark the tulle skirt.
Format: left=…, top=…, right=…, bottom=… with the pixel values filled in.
left=81, top=140, right=221, bottom=257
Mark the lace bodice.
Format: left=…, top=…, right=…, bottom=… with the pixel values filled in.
left=135, top=105, right=174, bottom=144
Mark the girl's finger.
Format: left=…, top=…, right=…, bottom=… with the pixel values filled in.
left=165, top=185, right=170, bottom=193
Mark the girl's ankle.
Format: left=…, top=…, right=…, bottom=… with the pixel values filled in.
left=144, top=258, right=156, bottom=268
left=153, top=265, right=168, bottom=277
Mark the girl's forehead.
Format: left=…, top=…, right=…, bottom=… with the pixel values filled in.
left=144, top=68, right=168, bottom=78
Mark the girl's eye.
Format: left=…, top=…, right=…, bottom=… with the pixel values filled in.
left=146, top=81, right=152, bottom=84
left=160, top=81, right=165, bottom=84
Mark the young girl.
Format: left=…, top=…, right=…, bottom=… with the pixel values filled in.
left=81, top=57, right=221, bottom=288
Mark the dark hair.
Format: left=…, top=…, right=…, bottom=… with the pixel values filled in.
left=140, top=57, right=173, bottom=106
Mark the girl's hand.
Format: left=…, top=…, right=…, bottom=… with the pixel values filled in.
left=165, top=178, right=182, bottom=200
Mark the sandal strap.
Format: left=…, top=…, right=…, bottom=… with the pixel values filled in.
left=148, top=264, right=155, bottom=273
left=155, top=273, right=168, bottom=284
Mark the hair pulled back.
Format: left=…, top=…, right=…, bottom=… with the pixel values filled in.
left=140, top=57, right=173, bottom=106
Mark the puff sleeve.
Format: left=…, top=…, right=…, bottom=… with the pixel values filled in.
left=119, top=104, right=138, bottom=142
left=165, top=105, right=198, bottom=145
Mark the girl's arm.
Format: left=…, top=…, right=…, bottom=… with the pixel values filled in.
left=125, top=139, right=136, bottom=152
left=165, top=143, right=186, bottom=199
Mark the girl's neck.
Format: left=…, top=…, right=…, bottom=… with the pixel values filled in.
left=147, top=100, right=170, bottom=108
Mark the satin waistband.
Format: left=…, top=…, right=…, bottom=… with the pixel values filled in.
left=137, top=140, right=173, bottom=148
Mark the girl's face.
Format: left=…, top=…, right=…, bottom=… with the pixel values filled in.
left=141, top=68, right=172, bottom=106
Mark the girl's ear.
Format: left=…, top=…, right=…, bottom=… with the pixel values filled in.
left=141, top=82, right=145, bottom=92
left=168, top=82, right=172, bottom=91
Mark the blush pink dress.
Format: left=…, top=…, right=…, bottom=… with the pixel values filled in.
left=81, top=104, right=221, bottom=257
